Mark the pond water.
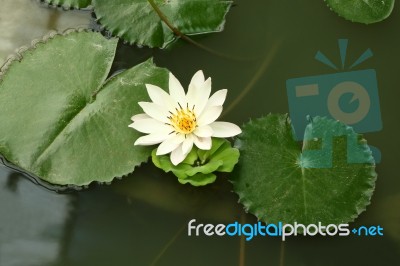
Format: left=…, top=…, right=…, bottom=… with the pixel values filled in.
left=0, top=0, right=400, bottom=265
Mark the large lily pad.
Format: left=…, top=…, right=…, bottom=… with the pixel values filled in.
left=325, top=0, right=395, bottom=24
left=0, top=30, right=169, bottom=186
left=92, top=0, right=232, bottom=48
left=231, top=114, right=377, bottom=225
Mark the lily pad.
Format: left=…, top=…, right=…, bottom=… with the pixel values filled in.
left=231, top=114, right=377, bottom=225
left=92, top=0, right=233, bottom=48
left=0, top=30, right=169, bottom=186
left=43, top=0, right=92, bottom=9
left=325, top=0, right=395, bottom=24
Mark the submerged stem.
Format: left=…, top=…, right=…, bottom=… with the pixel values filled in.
left=221, top=40, right=281, bottom=117
left=150, top=223, right=186, bottom=266
left=239, top=214, right=246, bottom=266
left=279, top=241, right=285, bottom=266
left=147, top=0, right=251, bottom=62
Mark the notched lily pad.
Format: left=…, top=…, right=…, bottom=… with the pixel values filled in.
left=92, top=0, right=233, bottom=48
left=230, top=114, right=377, bottom=225
left=325, top=0, right=395, bottom=24
left=0, top=30, right=169, bottom=186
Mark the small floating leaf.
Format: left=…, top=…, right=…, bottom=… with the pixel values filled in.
left=325, top=0, right=395, bottom=24
left=92, top=0, right=232, bottom=48
left=43, top=0, right=92, bottom=9
left=0, top=30, right=169, bottom=186
left=230, top=114, right=377, bottom=225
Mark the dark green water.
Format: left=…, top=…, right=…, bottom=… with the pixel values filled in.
left=1, top=0, right=400, bottom=265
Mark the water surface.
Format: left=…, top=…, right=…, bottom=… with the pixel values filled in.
left=1, top=0, right=400, bottom=265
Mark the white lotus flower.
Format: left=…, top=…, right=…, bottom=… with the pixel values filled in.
left=129, top=70, right=242, bottom=166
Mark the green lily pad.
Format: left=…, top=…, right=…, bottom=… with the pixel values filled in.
left=231, top=114, right=377, bottom=225
left=92, top=0, right=233, bottom=48
left=0, top=30, right=169, bottom=186
left=43, top=0, right=92, bottom=9
left=325, top=0, right=395, bottom=24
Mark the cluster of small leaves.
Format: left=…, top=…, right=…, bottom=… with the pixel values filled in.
left=152, top=138, right=239, bottom=186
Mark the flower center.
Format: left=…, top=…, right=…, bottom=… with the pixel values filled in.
left=168, top=104, right=197, bottom=134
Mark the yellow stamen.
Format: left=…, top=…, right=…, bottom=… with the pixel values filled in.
left=168, top=105, right=197, bottom=134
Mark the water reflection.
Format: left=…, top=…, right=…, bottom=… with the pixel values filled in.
left=0, top=165, right=73, bottom=266
left=113, top=164, right=244, bottom=223
left=4, top=172, right=21, bottom=193
left=375, top=194, right=400, bottom=247
left=0, top=0, right=91, bottom=65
